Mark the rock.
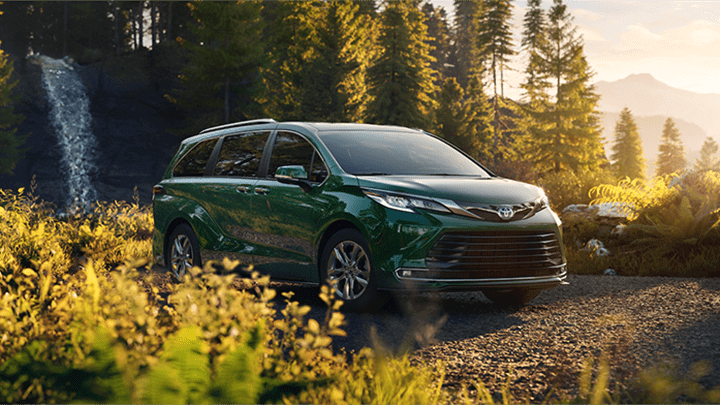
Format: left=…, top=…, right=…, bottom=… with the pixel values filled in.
left=0, top=50, right=182, bottom=206
left=603, top=268, right=617, bottom=275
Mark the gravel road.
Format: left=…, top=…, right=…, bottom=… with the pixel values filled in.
left=147, top=268, right=720, bottom=401
left=278, top=274, right=720, bottom=401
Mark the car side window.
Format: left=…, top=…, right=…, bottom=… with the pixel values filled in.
left=173, top=139, right=217, bottom=177
left=269, top=132, right=328, bottom=183
left=214, top=131, right=271, bottom=177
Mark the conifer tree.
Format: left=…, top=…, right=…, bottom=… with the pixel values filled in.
left=169, top=1, right=265, bottom=134
left=655, top=117, right=686, bottom=176
left=366, top=0, right=437, bottom=128
left=0, top=40, right=25, bottom=175
left=434, top=77, right=471, bottom=152
left=695, top=137, right=719, bottom=172
left=464, top=74, right=494, bottom=163
left=449, top=0, right=482, bottom=89
left=263, top=2, right=322, bottom=121
left=299, top=1, right=373, bottom=122
left=519, top=0, right=551, bottom=163
left=533, top=0, right=605, bottom=174
left=421, top=3, right=452, bottom=81
left=476, top=0, right=515, bottom=165
left=610, top=107, right=645, bottom=180
left=477, top=0, right=515, bottom=99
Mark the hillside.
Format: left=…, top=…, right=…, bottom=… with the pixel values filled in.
left=595, top=74, right=720, bottom=175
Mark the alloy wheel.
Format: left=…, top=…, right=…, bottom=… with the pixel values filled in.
left=327, top=240, right=371, bottom=300
left=170, top=234, right=194, bottom=280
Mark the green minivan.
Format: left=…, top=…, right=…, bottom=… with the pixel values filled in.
left=152, top=119, right=567, bottom=311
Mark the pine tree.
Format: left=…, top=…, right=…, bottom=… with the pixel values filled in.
left=518, top=0, right=551, bottom=165
left=476, top=0, right=515, bottom=165
left=449, top=0, right=482, bottom=89
left=695, top=137, right=719, bottom=172
left=655, top=117, right=686, bottom=176
left=421, top=3, right=452, bottom=81
left=169, top=1, right=265, bottom=134
left=477, top=0, right=515, bottom=99
left=0, top=39, right=25, bottom=175
left=434, top=77, right=471, bottom=152
left=366, top=1, right=437, bottom=128
left=533, top=0, right=605, bottom=174
left=299, top=1, right=373, bottom=122
left=464, top=74, right=494, bottom=163
left=262, top=2, right=321, bottom=121
left=610, top=107, right=645, bottom=180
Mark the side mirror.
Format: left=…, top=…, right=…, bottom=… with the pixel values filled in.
left=275, top=165, right=312, bottom=192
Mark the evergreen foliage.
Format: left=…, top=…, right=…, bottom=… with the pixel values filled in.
left=168, top=1, right=266, bottom=135
left=610, top=107, right=645, bottom=180
left=655, top=117, right=686, bottom=176
left=464, top=74, right=495, bottom=163
left=421, top=3, right=452, bottom=81
left=476, top=0, right=517, bottom=165
left=434, top=77, right=474, bottom=155
left=532, top=0, right=605, bottom=174
left=0, top=40, right=25, bottom=175
left=262, top=1, right=322, bottom=121
left=449, top=0, right=482, bottom=89
left=0, top=2, right=123, bottom=59
left=366, top=0, right=437, bottom=128
left=695, top=137, right=719, bottom=172
left=297, top=1, right=374, bottom=122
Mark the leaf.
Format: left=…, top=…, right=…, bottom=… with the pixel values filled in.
left=21, top=268, right=37, bottom=278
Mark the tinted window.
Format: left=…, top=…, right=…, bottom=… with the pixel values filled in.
left=214, top=131, right=270, bottom=177
left=269, top=132, right=327, bottom=183
left=320, top=131, right=490, bottom=177
left=173, top=139, right=217, bottom=177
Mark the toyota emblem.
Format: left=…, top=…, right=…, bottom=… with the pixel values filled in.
left=497, top=206, right=514, bottom=220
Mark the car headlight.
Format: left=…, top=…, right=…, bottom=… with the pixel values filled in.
left=536, top=194, right=549, bottom=211
left=361, top=188, right=450, bottom=214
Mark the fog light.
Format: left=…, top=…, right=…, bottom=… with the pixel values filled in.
left=402, top=270, right=412, bottom=277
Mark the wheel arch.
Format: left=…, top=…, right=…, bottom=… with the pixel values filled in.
left=316, top=219, right=363, bottom=277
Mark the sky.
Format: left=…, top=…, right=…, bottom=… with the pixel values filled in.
left=429, top=0, right=720, bottom=99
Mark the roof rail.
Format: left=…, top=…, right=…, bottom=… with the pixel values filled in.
left=200, top=118, right=277, bottom=134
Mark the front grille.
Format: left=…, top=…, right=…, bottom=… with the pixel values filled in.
left=424, top=231, right=564, bottom=279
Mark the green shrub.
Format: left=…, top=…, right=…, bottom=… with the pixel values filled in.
left=539, top=167, right=617, bottom=212
left=590, top=171, right=720, bottom=263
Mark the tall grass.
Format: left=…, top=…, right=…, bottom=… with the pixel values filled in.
left=1, top=186, right=719, bottom=403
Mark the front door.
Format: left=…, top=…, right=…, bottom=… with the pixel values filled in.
left=250, top=131, right=329, bottom=281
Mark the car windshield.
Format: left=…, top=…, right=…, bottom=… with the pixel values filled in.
left=320, top=131, right=491, bottom=177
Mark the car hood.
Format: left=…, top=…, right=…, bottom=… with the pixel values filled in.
left=356, top=175, right=544, bottom=205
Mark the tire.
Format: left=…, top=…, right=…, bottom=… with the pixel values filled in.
left=482, top=288, right=541, bottom=306
left=166, top=223, right=201, bottom=281
left=319, top=229, right=384, bottom=312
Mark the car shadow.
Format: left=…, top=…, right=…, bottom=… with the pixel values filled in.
left=268, top=282, right=530, bottom=355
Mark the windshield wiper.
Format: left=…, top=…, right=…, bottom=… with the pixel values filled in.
left=355, top=172, right=392, bottom=176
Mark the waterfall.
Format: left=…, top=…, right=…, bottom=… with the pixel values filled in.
left=37, top=55, right=98, bottom=211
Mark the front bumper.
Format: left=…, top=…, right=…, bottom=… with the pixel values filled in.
left=389, top=265, right=568, bottom=292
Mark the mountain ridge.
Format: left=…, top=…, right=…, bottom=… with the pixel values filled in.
left=595, top=73, right=719, bottom=176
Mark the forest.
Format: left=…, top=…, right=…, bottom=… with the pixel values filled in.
left=0, top=1, right=719, bottom=403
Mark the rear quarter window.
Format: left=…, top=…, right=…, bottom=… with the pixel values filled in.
left=173, top=139, right=217, bottom=177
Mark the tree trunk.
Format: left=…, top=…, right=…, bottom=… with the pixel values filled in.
left=159, top=2, right=164, bottom=43
left=167, top=2, right=172, bottom=41
left=114, top=1, right=119, bottom=55
left=151, top=2, right=156, bottom=46
left=225, top=77, right=231, bottom=123
left=138, top=2, right=144, bottom=49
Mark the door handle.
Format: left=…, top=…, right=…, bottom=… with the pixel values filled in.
left=255, top=187, right=269, bottom=195
left=236, top=186, right=250, bottom=193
